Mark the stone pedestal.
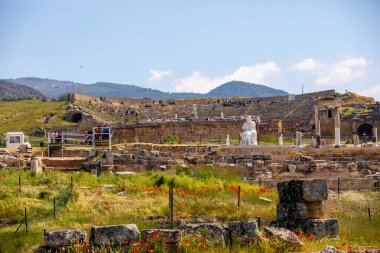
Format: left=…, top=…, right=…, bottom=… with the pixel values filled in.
left=296, top=132, right=302, bottom=148
left=226, top=135, right=230, bottom=146
left=276, top=179, right=339, bottom=238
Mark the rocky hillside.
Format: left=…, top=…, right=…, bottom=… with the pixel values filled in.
left=0, top=80, right=44, bottom=100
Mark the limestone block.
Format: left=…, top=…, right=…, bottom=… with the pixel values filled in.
left=277, top=202, right=324, bottom=221
left=90, top=224, right=139, bottom=246
left=319, top=246, right=345, bottom=253
left=0, top=155, right=19, bottom=167
left=228, top=220, right=260, bottom=240
left=264, top=227, right=303, bottom=245
left=183, top=223, right=224, bottom=244
left=288, top=164, right=296, bottom=173
left=277, top=179, right=328, bottom=202
left=301, top=219, right=339, bottom=239
left=44, top=230, right=86, bottom=247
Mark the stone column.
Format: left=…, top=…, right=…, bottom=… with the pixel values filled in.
left=373, top=127, right=378, bottom=147
left=226, top=134, right=230, bottom=146
left=314, top=105, right=321, bottom=148
left=296, top=132, right=302, bottom=148
left=221, top=112, right=224, bottom=118
left=353, top=134, right=360, bottom=147
left=334, top=108, right=341, bottom=148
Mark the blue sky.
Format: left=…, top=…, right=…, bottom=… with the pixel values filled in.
left=1, top=0, right=379, bottom=99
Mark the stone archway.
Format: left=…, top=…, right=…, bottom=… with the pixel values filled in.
left=357, top=123, right=373, bottom=138
left=66, top=110, right=83, bottom=123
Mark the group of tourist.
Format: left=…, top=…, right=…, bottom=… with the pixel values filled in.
left=48, top=130, right=64, bottom=144
left=94, top=125, right=110, bottom=140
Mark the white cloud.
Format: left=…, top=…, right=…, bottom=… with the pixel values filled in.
left=316, top=57, right=367, bottom=86
left=294, top=58, right=321, bottom=71
left=357, top=83, right=380, bottom=101
left=174, top=62, right=280, bottom=93
left=148, top=69, right=173, bottom=83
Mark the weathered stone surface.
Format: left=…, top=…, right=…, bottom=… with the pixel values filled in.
left=228, top=220, right=260, bottom=240
left=277, top=179, right=328, bottom=202
left=183, top=223, right=224, bottom=244
left=319, top=245, right=345, bottom=253
left=263, top=227, right=303, bottom=245
left=90, top=224, right=139, bottom=246
left=277, top=201, right=324, bottom=221
left=141, top=229, right=181, bottom=242
left=0, top=155, right=19, bottom=167
left=0, top=162, right=7, bottom=169
left=302, top=219, right=339, bottom=239
left=44, top=230, right=86, bottom=247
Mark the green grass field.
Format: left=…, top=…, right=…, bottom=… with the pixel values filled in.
left=0, top=99, right=76, bottom=147
left=0, top=167, right=378, bottom=253
left=0, top=99, right=67, bottom=134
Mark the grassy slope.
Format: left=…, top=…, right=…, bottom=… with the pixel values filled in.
left=0, top=168, right=379, bottom=253
left=0, top=100, right=76, bottom=146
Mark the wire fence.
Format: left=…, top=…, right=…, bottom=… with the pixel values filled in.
left=0, top=175, right=379, bottom=252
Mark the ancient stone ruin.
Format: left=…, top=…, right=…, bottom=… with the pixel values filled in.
left=276, top=179, right=339, bottom=239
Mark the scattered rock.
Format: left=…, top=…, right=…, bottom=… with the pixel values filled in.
left=263, top=226, right=303, bottom=245
left=103, top=184, right=116, bottom=189
left=228, top=220, right=261, bottom=241
left=319, top=245, right=345, bottom=253
left=183, top=223, right=224, bottom=244
left=259, top=197, right=274, bottom=203
left=44, top=230, right=86, bottom=247
left=0, top=162, right=7, bottom=169
left=115, top=171, right=136, bottom=176
left=117, top=191, right=125, bottom=196
left=90, top=224, right=139, bottom=246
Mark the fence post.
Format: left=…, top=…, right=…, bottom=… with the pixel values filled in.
left=257, top=216, right=261, bottom=229
left=19, top=175, right=21, bottom=193
left=258, top=177, right=261, bottom=186
left=368, top=207, right=372, bottom=223
left=71, top=176, right=73, bottom=188
left=53, top=198, right=56, bottom=219
left=337, top=177, right=340, bottom=198
left=25, top=207, right=28, bottom=233
left=237, top=186, right=241, bottom=207
left=169, top=183, right=174, bottom=229
left=199, top=134, right=202, bottom=145
left=97, top=161, right=101, bottom=177
left=377, top=178, right=380, bottom=192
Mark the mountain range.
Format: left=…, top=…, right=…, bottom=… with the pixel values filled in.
left=0, top=80, right=44, bottom=100
left=5, top=77, right=288, bottom=99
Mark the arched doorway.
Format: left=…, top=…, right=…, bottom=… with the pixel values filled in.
left=70, top=112, right=83, bottom=123
left=357, top=123, right=373, bottom=139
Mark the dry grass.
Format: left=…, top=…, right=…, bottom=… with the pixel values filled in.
left=0, top=169, right=379, bottom=253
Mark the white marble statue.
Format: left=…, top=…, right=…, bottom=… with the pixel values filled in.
left=240, top=115, right=257, bottom=145
left=279, top=134, right=283, bottom=146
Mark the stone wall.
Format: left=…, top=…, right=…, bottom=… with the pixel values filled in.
left=295, top=90, right=335, bottom=101
left=113, top=120, right=244, bottom=144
